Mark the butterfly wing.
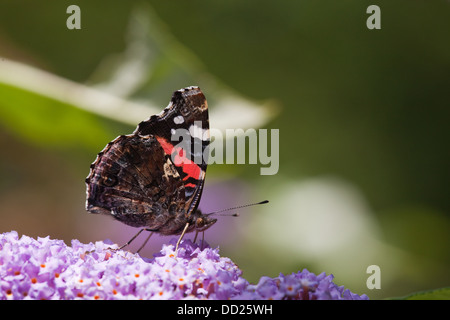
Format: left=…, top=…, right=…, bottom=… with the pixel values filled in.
left=85, top=86, right=209, bottom=235
left=134, top=86, right=209, bottom=217
left=85, top=134, right=186, bottom=231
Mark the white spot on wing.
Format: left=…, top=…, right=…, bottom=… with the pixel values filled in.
left=173, top=115, right=184, bottom=124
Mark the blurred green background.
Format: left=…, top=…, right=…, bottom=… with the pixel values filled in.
left=0, top=0, right=449, bottom=299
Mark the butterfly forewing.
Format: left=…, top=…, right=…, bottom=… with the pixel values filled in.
left=134, top=86, right=209, bottom=217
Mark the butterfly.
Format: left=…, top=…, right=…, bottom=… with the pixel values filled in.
left=85, top=86, right=216, bottom=251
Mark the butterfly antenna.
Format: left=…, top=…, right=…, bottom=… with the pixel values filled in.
left=205, top=200, right=269, bottom=217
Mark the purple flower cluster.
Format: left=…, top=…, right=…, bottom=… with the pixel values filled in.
left=0, top=231, right=368, bottom=300
left=238, top=270, right=368, bottom=300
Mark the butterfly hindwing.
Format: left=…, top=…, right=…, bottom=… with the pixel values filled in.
left=85, top=134, right=186, bottom=230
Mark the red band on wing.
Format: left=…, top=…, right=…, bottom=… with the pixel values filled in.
left=174, top=150, right=201, bottom=181
left=184, top=183, right=198, bottom=188
left=156, top=136, right=201, bottom=181
left=156, top=136, right=175, bottom=155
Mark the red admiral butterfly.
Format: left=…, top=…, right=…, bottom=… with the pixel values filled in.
left=85, top=86, right=215, bottom=250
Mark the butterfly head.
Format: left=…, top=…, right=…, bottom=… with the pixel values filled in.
left=190, top=209, right=217, bottom=232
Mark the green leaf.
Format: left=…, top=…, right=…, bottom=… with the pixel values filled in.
left=394, top=287, right=450, bottom=300
left=0, top=59, right=147, bottom=152
left=0, top=82, right=104, bottom=150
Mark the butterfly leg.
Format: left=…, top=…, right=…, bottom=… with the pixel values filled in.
left=117, top=228, right=146, bottom=251
left=175, top=222, right=190, bottom=252
left=192, top=230, right=207, bottom=250
left=201, top=231, right=205, bottom=250
left=136, top=231, right=154, bottom=253
left=84, top=228, right=146, bottom=255
left=193, top=231, right=199, bottom=243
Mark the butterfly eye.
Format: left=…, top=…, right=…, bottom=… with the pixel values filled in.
left=195, top=217, right=205, bottom=229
